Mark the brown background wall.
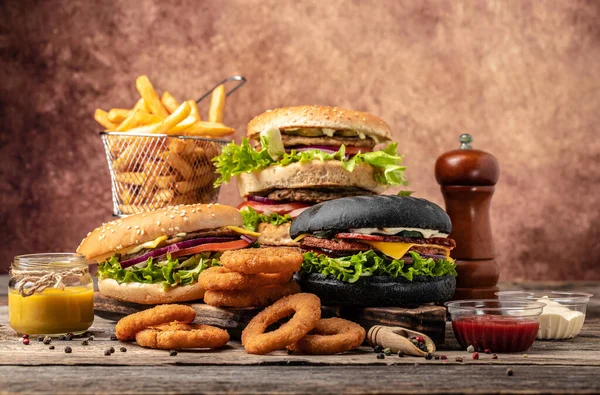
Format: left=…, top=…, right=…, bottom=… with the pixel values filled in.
left=1, top=0, right=598, bottom=280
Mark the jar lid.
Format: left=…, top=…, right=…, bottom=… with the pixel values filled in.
left=435, top=134, right=499, bottom=186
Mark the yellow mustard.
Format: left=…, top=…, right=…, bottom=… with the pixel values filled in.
left=8, top=253, right=94, bottom=335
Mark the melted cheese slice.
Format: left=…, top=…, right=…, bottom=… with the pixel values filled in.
left=225, top=226, right=261, bottom=237
left=360, top=240, right=451, bottom=260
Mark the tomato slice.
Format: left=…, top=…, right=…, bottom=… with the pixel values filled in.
left=288, top=206, right=310, bottom=218
left=169, top=239, right=250, bottom=259
left=335, top=233, right=385, bottom=241
left=238, top=201, right=311, bottom=215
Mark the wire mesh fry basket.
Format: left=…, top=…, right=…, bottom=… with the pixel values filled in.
left=101, top=133, right=228, bottom=216
left=99, top=75, right=245, bottom=216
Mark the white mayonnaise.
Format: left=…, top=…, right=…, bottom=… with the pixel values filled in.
left=536, top=296, right=586, bottom=340
left=349, top=228, right=449, bottom=239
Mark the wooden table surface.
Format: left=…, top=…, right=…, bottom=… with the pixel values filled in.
left=1, top=275, right=599, bottom=394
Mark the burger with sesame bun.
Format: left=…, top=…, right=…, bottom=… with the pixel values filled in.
left=213, top=105, right=408, bottom=247
left=76, top=203, right=259, bottom=304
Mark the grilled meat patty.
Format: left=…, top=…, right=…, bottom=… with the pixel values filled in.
left=266, top=188, right=375, bottom=203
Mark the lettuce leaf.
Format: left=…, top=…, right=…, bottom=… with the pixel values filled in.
left=97, top=253, right=218, bottom=289
left=300, top=250, right=457, bottom=283
left=241, top=207, right=292, bottom=232
left=213, top=137, right=408, bottom=187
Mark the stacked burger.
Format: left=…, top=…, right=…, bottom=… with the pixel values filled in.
left=213, top=105, right=408, bottom=246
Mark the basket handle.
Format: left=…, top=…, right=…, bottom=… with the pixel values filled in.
left=195, top=75, right=247, bottom=103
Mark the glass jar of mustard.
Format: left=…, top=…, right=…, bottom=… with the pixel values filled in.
left=8, top=253, right=94, bottom=335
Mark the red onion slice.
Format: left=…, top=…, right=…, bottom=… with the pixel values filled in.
left=247, top=195, right=281, bottom=204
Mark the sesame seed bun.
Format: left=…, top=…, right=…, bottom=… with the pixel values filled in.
left=77, top=203, right=243, bottom=263
left=247, top=105, right=392, bottom=143
left=237, top=160, right=388, bottom=198
left=98, top=278, right=205, bottom=304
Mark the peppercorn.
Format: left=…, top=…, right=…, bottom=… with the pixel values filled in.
left=37, top=336, right=44, bottom=342
left=440, top=355, right=447, bottom=360
left=286, top=349, right=293, bottom=355
left=65, top=333, right=73, bottom=341
left=104, top=350, right=111, bottom=356
left=455, top=357, right=463, bottom=362
left=109, top=347, right=115, bottom=354
left=22, top=334, right=29, bottom=339
left=477, top=346, right=484, bottom=353
left=425, top=353, right=433, bottom=360
left=81, top=340, right=88, bottom=346
left=492, top=354, right=498, bottom=360
left=383, top=348, right=392, bottom=356
left=49, top=345, right=55, bottom=350
left=43, top=336, right=51, bottom=345
left=398, top=351, right=405, bottom=358
left=120, top=347, right=127, bottom=352
left=88, top=336, right=94, bottom=341
left=376, top=353, right=385, bottom=359
left=373, top=345, right=383, bottom=353
left=466, top=345, right=475, bottom=353
left=507, top=368, right=514, bottom=377
left=484, top=348, right=491, bottom=354
left=434, top=355, right=440, bottom=360
left=110, top=334, right=118, bottom=341
left=169, top=350, right=178, bottom=357
left=415, top=336, right=424, bottom=343
left=64, top=346, right=72, bottom=353
left=22, top=338, right=30, bottom=345
left=472, top=352, right=479, bottom=360
left=58, top=335, right=66, bottom=341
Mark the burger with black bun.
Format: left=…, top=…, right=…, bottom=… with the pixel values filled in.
left=213, top=105, right=407, bottom=247
left=77, top=203, right=259, bottom=304
left=289, top=195, right=457, bottom=306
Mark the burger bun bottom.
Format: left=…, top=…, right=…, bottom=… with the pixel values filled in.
left=293, top=273, right=456, bottom=307
left=98, top=278, right=206, bottom=305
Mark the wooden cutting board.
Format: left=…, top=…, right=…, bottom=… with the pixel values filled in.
left=94, top=293, right=446, bottom=344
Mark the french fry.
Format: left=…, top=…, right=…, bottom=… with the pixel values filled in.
left=154, top=101, right=191, bottom=135
left=117, top=188, right=133, bottom=205
left=169, top=117, right=196, bottom=134
left=107, top=108, right=130, bottom=123
left=117, top=111, right=162, bottom=132
left=144, top=160, right=171, bottom=176
left=180, top=121, right=235, bottom=137
left=160, top=151, right=194, bottom=179
left=155, top=175, right=177, bottom=189
left=136, top=75, right=169, bottom=118
left=113, top=144, right=139, bottom=171
left=169, top=193, right=201, bottom=206
left=119, top=204, right=138, bottom=215
left=115, top=172, right=146, bottom=185
left=168, top=139, right=196, bottom=155
left=132, top=173, right=156, bottom=205
left=208, top=84, right=225, bottom=123
left=153, top=188, right=174, bottom=202
left=131, top=98, right=148, bottom=113
left=187, top=100, right=201, bottom=121
left=161, top=91, right=180, bottom=114
left=94, top=109, right=118, bottom=130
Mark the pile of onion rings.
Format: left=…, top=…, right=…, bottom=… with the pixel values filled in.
left=135, top=322, right=230, bottom=350
left=115, top=304, right=229, bottom=350
left=202, top=248, right=303, bottom=308
left=286, top=317, right=366, bottom=355
left=204, top=282, right=301, bottom=308
left=199, top=266, right=293, bottom=291
left=241, top=293, right=366, bottom=355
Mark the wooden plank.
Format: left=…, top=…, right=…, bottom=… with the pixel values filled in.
left=2, top=365, right=600, bottom=394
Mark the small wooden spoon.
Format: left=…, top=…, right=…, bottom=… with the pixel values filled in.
left=367, top=325, right=436, bottom=356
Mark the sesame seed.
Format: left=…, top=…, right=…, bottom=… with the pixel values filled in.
left=211, top=213, right=215, bottom=217
left=127, top=226, right=131, bottom=230
left=174, top=227, right=180, bottom=231
left=135, top=239, right=139, bottom=243
left=134, top=225, right=139, bottom=229
left=161, top=228, right=166, bottom=232
left=168, top=228, right=173, bottom=232
left=184, top=217, right=189, bottom=221
left=157, top=221, right=161, bottom=226
left=170, top=215, right=174, bottom=219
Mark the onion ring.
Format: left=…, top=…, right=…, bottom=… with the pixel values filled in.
left=287, top=318, right=366, bottom=355
left=115, top=304, right=196, bottom=341
left=220, top=247, right=303, bottom=274
left=135, top=322, right=230, bottom=350
left=198, top=266, right=294, bottom=291
left=241, top=293, right=321, bottom=354
left=204, top=281, right=301, bottom=308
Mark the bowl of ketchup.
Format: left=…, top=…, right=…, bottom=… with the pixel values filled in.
left=445, top=299, right=545, bottom=353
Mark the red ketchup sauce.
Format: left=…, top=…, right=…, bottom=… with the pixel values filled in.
left=452, top=316, right=539, bottom=353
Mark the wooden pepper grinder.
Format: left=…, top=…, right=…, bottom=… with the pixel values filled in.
left=435, top=134, right=500, bottom=300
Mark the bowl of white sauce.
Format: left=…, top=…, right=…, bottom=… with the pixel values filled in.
left=495, top=291, right=593, bottom=340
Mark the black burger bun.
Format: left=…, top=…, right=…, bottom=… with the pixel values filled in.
left=294, top=272, right=456, bottom=307
left=290, top=195, right=452, bottom=238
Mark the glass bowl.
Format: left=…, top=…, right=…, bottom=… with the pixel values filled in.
left=496, top=291, right=593, bottom=340
left=445, top=299, right=545, bottom=353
